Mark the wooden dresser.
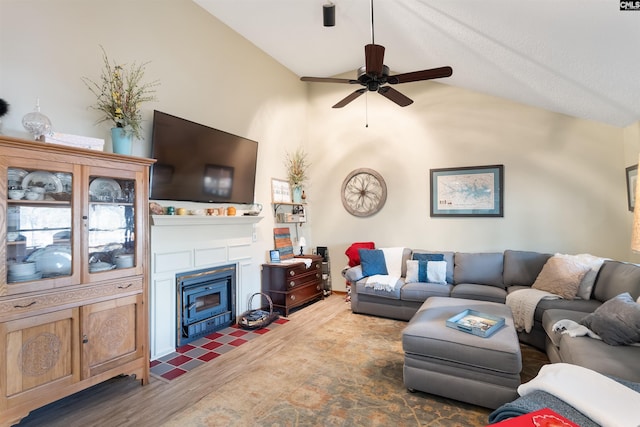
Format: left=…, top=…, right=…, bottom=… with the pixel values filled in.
left=261, top=255, right=323, bottom=316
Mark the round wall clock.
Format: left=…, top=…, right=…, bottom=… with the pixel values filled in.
left=341, top=168, right=387, bottom=217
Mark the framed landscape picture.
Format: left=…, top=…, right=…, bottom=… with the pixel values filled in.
left=626, top=164, right=637, bottom=212
left=430, top=165, right=504, bottom=217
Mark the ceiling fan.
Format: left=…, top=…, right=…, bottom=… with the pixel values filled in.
left=300, top=0, right=453, bottom=108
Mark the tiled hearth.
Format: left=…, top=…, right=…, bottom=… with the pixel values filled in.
left=150, top=318, right=289, bottom=381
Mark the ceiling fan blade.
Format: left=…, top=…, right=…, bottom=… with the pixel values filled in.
left=333, top=89, right=366, bottom=108
left=387, top=66, right=453, bottom=84
left=301, top=76, right=358, bottom=84
left=378, top=86, right=413, bottom=107
left=365, top=44, right=385, bottom=77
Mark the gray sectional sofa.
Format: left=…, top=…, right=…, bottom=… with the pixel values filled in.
left=342, top=248, right=640, bottom=383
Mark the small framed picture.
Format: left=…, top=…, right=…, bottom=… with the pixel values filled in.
left=271, top=178, right=291, bottom=203
left=269, top=249, right=281, bottom=263
left=626, top=164, right=638, bottom=212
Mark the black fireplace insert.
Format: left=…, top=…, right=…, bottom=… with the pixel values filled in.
left=176, top=264, right=236, bottom=347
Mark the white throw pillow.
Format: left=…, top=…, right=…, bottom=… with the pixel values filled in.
left=405, top=260, right=419, bottom=283
left=381, top=247, right=405, bottom=278
left=427, top=261, right=447, bottom=284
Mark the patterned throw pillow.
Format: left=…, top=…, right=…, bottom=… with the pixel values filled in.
left=359, top=249, right=388, bottom=277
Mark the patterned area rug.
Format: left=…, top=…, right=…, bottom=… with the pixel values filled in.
left=161, top=301, right=549, bottom=427
left=151, top=318, right=290, bottom=381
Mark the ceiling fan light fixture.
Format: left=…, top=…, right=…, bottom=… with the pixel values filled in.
left=323, top=3, right=335, bottom=27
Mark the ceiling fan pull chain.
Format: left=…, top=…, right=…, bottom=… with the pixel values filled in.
left=365, top=92, right=369, bottom=128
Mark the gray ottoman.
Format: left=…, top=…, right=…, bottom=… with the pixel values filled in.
left=402, top=297, right=522, bottom=409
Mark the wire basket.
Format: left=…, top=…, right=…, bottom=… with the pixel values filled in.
left=239, top=292, right=279, bottom=330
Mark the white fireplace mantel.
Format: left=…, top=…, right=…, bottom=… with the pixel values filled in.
left=149, top=215, right=264, bottom=359
left=151, top=214, right=263, bottom=227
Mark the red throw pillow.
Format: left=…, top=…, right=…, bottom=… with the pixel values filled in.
left=345, top=242, right=375, bottom=267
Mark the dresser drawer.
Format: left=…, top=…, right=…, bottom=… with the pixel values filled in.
left=267, top=281, right=322, bottom=308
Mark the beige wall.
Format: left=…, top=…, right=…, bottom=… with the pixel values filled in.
left=0, top=0, right=307, bottom=263
left=2, top=0, right=638, bottom=294
left=304, top=78, right=637, bottom=290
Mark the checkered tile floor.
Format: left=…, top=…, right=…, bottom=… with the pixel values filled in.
left=150, top=318, right=289, bottom=381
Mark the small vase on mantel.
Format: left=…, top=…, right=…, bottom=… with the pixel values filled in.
left=292, top=186, right=303, bottom=203
left=111, top=127, right=133, bottom=155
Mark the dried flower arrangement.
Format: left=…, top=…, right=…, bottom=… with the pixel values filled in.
left=83, top=46, right=159, bottom=139
left=285, top=147, right=309, bottom=189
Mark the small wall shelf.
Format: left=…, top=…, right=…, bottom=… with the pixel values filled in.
left=272, top=202, right=306, bottom=224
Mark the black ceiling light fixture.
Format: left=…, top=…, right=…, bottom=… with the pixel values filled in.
left=323, top=2, right=335, bottom=27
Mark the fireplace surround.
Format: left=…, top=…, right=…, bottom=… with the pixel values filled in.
left=149, top=214, right=263, bottom=359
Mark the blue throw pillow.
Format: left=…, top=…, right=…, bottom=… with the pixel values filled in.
left=412, top=253, right=445, bottom=262
left=417, top=260, right=428, bottom=282
left=359, top=249, right=388, bottom=277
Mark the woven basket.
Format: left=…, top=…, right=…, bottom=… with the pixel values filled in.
left=239, top=292, right=279, bottom=330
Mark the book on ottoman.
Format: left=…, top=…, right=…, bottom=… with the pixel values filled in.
left=446, top=309, right=505, bottom=337
left=488, top=407, right=579, bottom=426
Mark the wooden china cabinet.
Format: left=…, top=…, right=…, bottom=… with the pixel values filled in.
left=0, top=136, right=154, bottom=426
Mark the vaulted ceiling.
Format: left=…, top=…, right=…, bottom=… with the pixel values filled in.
left=194, top=0, right=640, bottom=128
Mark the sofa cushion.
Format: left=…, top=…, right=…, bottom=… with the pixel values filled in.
left=359, top=249, right=388, bottom=277
left=503, top=250, right=552, bottom=287
left=579, top=293, right=640, bottom=346
left=451, top=283, right=507, bottom=303
left=532, top=255, right=592, bottom=299
left=355, top=278, right=401, bottom=300
left=593, top=261, right=640, bottom=303
left=413, top=250, right=455, bottom=283
left=401, top=282, right=452, bottom=301
left=542, top=309, right=588, bottom=348
left=454, top=252, right=504, bottom=288
left=556, top=333, right=640, bottom=383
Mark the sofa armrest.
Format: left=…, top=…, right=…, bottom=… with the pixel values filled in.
left=343, top=265, right=364, bottom=283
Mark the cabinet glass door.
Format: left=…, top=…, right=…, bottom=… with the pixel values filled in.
left=87, top=175, right=136, bottom=275
left=6, top=167, right=73, bottom=286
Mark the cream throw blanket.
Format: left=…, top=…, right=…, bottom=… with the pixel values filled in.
left=518, top=363, right=640, bottom=427
left=506, top=288, right=559, bottom=333
left=364, top=274, right=401, bottom=292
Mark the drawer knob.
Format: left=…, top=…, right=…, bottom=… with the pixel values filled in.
left=290, top=294, right=296, bottom=301
left=289, top=271, right=295, bottom=276
left=289, top=281, right=295, bottom=287
left=316, top=273, right=320, bottom=278
left=316, top=285, right=321, bottom=291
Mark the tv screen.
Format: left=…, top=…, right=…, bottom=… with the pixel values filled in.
left=150, top=110, right=258, bottom=204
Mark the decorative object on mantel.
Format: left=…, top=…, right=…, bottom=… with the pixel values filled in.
left=285, top=147, right=309, bottom=203
left=22, top=98, right=52, bottom=141
left=83, top=45, right=159, bottom=154
left=149, top=202, right=165, bottom=215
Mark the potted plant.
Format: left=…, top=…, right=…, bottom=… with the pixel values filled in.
left=285, top=147, right=309, bottom=203
left=83, top=46, right=158, bottom=154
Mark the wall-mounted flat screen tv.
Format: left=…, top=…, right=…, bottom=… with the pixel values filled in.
left=150, top=110, right=258, bottom=204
